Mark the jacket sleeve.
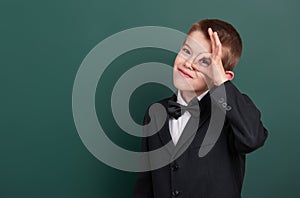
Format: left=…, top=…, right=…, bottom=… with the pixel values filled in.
left=210, top=80, right=268, bottom=154
left=133, top=111, right=154, bottom=198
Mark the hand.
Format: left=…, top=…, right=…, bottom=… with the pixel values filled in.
left=192, top=28, right=228, bottom=88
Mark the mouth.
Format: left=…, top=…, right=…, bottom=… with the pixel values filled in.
left=178, top=68, right=193, bottom=79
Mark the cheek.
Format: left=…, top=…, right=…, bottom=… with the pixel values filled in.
left=193, top=75, right=208, bottom=89
left=194, top=73, right=206, bottom=84
left=174, top=54, right=184, bottom=67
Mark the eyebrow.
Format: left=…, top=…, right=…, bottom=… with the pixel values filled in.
left=182, top=41, right=210, bottom=54
left=182, top=43, right=192, bottom=50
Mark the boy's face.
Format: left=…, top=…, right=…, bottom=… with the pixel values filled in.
left=173, top=30, right=212, bottom=95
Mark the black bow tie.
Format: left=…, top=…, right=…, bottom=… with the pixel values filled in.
left=167, top=98, right=200, bottom=120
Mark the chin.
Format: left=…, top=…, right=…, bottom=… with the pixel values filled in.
left=173, top=77, right=208, bottom=94
left=173, top=78, right=192, bottom=91
left=173, top=80, right=200, bottom=94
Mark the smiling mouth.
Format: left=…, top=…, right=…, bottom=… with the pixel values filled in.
left=178, top=68, right=193, bottom=78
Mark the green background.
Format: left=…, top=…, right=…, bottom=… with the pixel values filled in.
left=1, top=0, right=299, bottom=197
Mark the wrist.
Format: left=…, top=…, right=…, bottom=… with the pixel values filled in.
left=214, top=77, right=228, bottom=86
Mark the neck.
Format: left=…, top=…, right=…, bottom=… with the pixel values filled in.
left=180, top=89, right=208, bottom=104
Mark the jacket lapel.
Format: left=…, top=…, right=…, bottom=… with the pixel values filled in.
left=157, top=117, right=175, bottom=155
left=157, top=94, right=176, bottom=155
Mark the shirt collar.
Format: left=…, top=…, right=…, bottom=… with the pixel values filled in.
left=177, top=90, right=209, bottom=106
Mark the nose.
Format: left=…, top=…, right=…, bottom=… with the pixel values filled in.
left=183, top=58, right=194, bottom=70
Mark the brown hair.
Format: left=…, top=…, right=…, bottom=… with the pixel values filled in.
left=188, top=19, right=242, bottom=71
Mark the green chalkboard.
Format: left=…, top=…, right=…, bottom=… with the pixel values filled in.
left=1, top=0, right=299, bottom=197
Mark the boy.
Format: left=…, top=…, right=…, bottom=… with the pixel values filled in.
left=133, top=19, right=268, bottom=198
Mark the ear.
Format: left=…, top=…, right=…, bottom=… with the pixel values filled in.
left=225, top=71, right=234, bottom=81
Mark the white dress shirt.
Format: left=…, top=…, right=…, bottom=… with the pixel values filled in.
left=169, top=90, right=209, bottom=145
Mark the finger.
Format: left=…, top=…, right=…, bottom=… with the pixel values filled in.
left=191, top=52, right=212, bottom=72
left=195, top=68, right=213, bottom=87
left=211, top=32, right=219, bottom=58
left=208, top=28, right=215, bottom=53
left=192, top=59, right=210, bottom=75
left=194, top=66, right=209, bottom=79
left=213, top=32, right=222, bottom=58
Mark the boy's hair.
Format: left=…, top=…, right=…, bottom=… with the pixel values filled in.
left=188, top=19, right=242, bottom=71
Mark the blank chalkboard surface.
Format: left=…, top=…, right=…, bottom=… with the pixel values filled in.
left=1, top=0, right=299, bottom=197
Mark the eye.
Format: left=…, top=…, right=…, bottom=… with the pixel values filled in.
left=199, top=57, right=211, bottom=66
left=181, top=47, right=191, bottom=55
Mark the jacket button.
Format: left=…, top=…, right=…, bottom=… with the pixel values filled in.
left=172, top=190, right=181, bottom=197
left=222, top=102, right=227, bottom=108
left=225, top=105, right=232, bottom=111
left=218, top=97, right=225, bottom=103
left=171, top=163, right=179, bottom=171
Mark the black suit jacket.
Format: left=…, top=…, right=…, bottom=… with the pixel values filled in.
left=133, top=81, right=268, bottom=198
